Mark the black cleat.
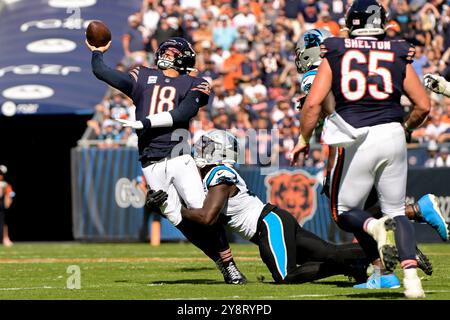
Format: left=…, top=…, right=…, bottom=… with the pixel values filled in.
left=345, top=259, right=370, bottom=284
left=216, top=260, right=247, bottom=285
left=416, top=246, right=433, bottom=276
left=379, top=218, right=399, bottom=273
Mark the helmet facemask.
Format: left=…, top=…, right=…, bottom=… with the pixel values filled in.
left=193, top=130, right=238, bottom=168
left=295, top=29, right=332, bottom=74
left=156, top=47, right=182, bottom=71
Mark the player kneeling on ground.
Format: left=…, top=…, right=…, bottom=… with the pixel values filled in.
left=148, top=130, right=374, bottom=284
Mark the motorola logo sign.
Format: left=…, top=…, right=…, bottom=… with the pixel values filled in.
left=26, top=38, right=76, bottom=54
left=2, top=85, right=54, bottom=100
left=48, top=0, right=96, bottom=8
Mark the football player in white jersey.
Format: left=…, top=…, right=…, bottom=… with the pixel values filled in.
left=148, top=129, right=373, bottom=284
left=291, top=28, right=448, bottom=289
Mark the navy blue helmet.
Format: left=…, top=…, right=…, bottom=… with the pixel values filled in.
left=345, top=0, right=387, bottom=38
left=155, top=37, right=196, bottom=74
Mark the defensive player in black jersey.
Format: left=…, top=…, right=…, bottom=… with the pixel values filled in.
left=291, top=0, right=430, bottom=298
left=86, top=37, right=246, bottom=284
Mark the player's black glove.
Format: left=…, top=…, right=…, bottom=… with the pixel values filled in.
left=145, top=189, right=168, bottom=210
left=320, top=173, right=331, bottom=198
left=296, top=96, right=307, bottom=110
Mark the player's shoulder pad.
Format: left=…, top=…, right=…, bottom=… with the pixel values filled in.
left=301, top=69, right=317, bottom=95
left=392, top=40, right=415, bottom=63
left=320, top=37, right=343, bottom=59
left=205, top=165, right=238, bottom=188
left=190, top=76, right=211, bottom=95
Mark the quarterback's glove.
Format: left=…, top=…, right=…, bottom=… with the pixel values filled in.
left=145, top=189, right=168, bottom=210
left=423, top=73, right=450, bottom=97
left=115, top=118, right=143, bottom=129
left=115, top=118, right=151, bottom=130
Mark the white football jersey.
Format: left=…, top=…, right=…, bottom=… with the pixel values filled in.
left=203, top=165, right=265, bottom=240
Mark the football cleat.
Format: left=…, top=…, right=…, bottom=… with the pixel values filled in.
left=345, top=259, right=370, bottom=284
left=417, top=194, right=449, bottom=241
left=403, top=268, right=425, bottom=299
left=216, top=260, right=247, bottom=285
left=415, top=246, right=433, bottom=276
left=367, top=216, right=399, bottom=272
left=353, top=273, right=400, bottom=289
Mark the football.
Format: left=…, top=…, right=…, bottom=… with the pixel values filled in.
left=86, top=20, right=111, bottom=47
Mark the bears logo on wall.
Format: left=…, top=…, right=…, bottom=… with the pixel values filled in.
left=265, top=170, right=318, bottom=226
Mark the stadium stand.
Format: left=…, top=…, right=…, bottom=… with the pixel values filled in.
left=77, top=0, right=450, bottom=168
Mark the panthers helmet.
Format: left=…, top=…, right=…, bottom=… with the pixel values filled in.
left=155, top=37, right=196, bottom=74
left=295, top=28, right=332, bottom=74
left=193, top=130, right=239, bottom=168
left=345, top=0, right=387, bottom=38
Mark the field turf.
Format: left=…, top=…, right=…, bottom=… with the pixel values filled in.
left=0, top=242, right=449, bottom=300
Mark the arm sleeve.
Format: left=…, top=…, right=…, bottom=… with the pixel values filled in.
left=91, top=51, right=134, bottom=97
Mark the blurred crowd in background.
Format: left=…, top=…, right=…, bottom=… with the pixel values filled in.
left=85, top=0, right=450, bottom=168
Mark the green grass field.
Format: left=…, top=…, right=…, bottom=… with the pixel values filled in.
left=0, top=242, right=449, bottom=300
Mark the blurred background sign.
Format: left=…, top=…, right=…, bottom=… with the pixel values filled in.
left=0, top=0, right=141, bottom=115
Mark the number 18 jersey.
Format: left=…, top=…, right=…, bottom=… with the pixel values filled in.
left=321, top=37, right=415, bottom=128
left=129, top=67, right=210, bottom=161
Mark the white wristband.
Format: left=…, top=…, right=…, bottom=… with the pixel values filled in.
left=146, top=112, right=174, bottom=128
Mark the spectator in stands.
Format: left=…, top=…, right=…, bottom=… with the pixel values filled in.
left=141, top=0, right=160, bottom=38
left=425, top=113, right=449, bottom=141
left=233, top=5, right=257, bottom=34
left=213, top=15, right=238, bottom=51
left=0, top=165, right=14, bottom=247
left=151, top=15, right=179, bottom=52
left=122, top=14, right=149, bottom=68
left=436, top=145, right=450, bottom=167
left=391, top=0, right=413, bottom=38
left=222, top=44, right=245, bottom=90
left=192, top=20, right=213, bottom=53
left=412, top=45, right=430, bottom=80
left=424, top=140, right=439, bottom=168
left=298, top=0, right=320, bottom=32
left=98, top=119, right=127, bottom=148
left=304, top=145, right=326, bottom=170
left=314, top=11, right=340, bottom=36
left=80, top=0, right=450, bottom=170
left=260, top=44, right=283, bottom=87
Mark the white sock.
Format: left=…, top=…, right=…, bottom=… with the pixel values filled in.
left=404, top=268, right=419, bottom=279
left=365, top=218, right=377, bottom=237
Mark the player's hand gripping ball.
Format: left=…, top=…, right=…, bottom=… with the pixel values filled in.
left=86, top=20, right=111, bottom=48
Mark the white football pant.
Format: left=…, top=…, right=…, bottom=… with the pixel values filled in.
left=330, top=122, right=407, bottom=220
left=142, top=154, right=205, bottom=226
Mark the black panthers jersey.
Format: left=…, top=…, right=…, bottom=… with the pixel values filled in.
left=128, top=67, right=210, bottom=162
left=321, top=37, right=415, bottom=128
